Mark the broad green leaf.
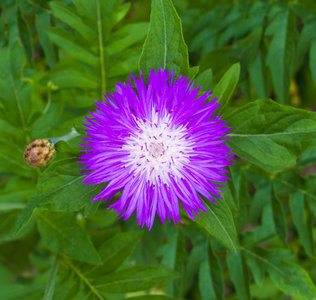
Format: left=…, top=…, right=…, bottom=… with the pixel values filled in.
left=93, top=266, right=179, bottom=293
left=289, top=192, right=315, bottom=257
left=243, top=247, right=316, bottom=299
left=226, top=99, right=316, bottom=172
left=270, top=188, right=287, bottom=245
left=85, top=230, right=143, bottom=275
left=36, top=210, right=102, bottom=265
left=139, top=0, right=194, bottom=81
left=265, top=4, right=297, bottom=104
left=43, top=255, right=60, bottom=300
left=194, top=196, right=239, bottom=253
left=208, top=243, right=224, bottom=300
left=14, top=158, right=104, bottom=234
left=227, top=250, right=251, bottom=300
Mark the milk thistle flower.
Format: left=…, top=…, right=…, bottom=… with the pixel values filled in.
left=79, top=69, right=234, bottom=229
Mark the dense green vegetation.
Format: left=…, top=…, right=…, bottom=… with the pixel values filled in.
left=1, top=0, right=316, bottom=299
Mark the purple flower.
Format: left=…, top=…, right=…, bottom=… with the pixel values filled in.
left=79, top=69, right=234, bottom=229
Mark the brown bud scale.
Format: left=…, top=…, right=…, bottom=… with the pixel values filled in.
left=23, top=139, right=55, bottom=167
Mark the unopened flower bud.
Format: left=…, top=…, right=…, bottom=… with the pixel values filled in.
left=23, top=139, right=55, bottom=167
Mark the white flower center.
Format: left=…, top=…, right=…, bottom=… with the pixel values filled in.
left=149, top=142, right=165, bottom=158
left=122, top=109, right=194, bottom=185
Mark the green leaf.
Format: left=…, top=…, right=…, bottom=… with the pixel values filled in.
left=106, top=23, right=149, bottom=55
left=36, top=210, right=102, bottom=265
left=194, top=69, right=213, bottom=92
left=85, top=230, right=143, bottom=275
left=45, top=63, right=99, bottom=89
left=183, top=243, right=206, bottom=295
left=198, top=259, right=215, bottom=300
left=30, top=90, right=64, bottom=139
left=0, top=139, right=35, bottom=177
left=310, top=39, right=316, bottom=85
left=243, top=247, right=316, bottom=299
left=271, top=187, right=287, bottom=245
left=139, top=0, right=194, bottom=81
left=289, top=192, right=315, bottom=257
left=0, top=265, right=46, bottom=300
left=93, top=266, right=179, bottom=293
left=226, top=99, right=316, bottom=172
left=17, top=7, right=33, bottom=65
left=208, top=243, right=224, bottom=300
left=44, top=27, right=99, bottom=66
left=36, top=13, right=58, bottom=69
left=14, top=158, right=104, bottom=235
left=49, top=1, right=96, bottom=41
left=213, top=63, right=240, bottom=113
left=194, top=196, right=239, bottom=253
left=249, top=44, right=269, bottom=98
left=43, top=254, right=60, bottom=300
left=265, top=4, right=297, bottom=104
left=0, top=40, right=32, bottom=140
left=160, top=229, right=186, bottom=297
left=62, top=257, right=105, bottom=300
left=227, top=250, right=251, bottom=300
left=0, top=179, right=35, bottom=242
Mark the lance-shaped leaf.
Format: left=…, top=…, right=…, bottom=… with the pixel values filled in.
left=289, top=192, right=315, bottom=257
left=36, top=210, right=102, bottom=265
left=139, top=0, right=196, bottom=81
left=208, top=243, right=224, bottom=300
left=270, top=187, right=287, bottom=245
left=84, top=230, right=143, bottom=276
left=227, top=250, right=251, bottom=300
left=226, top=99, right=316, bottom=172
left=160, top=229, right=186, bottom=297
left=265, top=4, right=297, bottom=104
left=194, top=196, right=239, bottom=253
left=212, top=63, right=240, bottom=113
left=14, top=158, right=104, bottom=235
left=0, top=40, right=32, bottom=138
left=243, top=247, right=316, bottom=299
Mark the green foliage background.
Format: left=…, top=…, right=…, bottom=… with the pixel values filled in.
left=1, top=0, right=316, bottom=299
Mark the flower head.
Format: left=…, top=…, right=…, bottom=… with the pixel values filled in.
left=24, top=139, right=55, bottom=167
left=79, top=69, right=234, bottom=229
